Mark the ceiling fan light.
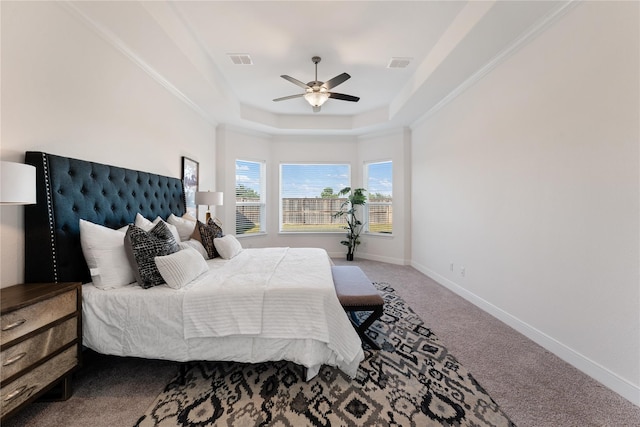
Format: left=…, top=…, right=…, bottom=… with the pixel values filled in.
left=304, top=91, right=329, bottom=107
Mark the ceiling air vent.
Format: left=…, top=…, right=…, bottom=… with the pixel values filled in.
left=387, top=57, right=412, bottom=69
left=228, top=53, right=253, bottom=65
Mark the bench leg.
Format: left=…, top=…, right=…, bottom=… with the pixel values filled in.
left=347, top=306, right=383, bottom=350
left=177, top=363, right=189, bottom=385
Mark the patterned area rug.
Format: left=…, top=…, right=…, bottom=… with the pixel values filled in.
left=135, top=283, right=515, bottom=426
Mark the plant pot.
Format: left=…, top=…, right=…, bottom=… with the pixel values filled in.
left=346, top=253, right=354, bottom=261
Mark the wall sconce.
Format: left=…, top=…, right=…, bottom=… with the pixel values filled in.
left=0, top=161, right=36, bottom=205
left=195, top=191, right=223, bottom=222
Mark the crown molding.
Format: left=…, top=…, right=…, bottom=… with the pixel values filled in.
left=412, top=0, right=579, bottom=130
left=60, top=1, right=217, bottom=126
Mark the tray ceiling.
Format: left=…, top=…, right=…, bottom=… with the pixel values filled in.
left=65, top=1, right=574, bottom=134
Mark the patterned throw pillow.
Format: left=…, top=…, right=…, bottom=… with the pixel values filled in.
left=125, top=221, right=179, bottom=288
left=191, top=218, right=224, bottom=259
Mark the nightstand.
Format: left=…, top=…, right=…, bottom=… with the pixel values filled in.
left=1, top=282, right=82, bottom=422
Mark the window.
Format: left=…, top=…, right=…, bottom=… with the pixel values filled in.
left=365, top=161, right=393, bottom=234
left=235, top=160, right=265, bottom=234
left=280, top=163, right=350, bottom=232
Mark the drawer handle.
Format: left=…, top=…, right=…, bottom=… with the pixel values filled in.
left=4, top=385, right=27, bottom=402
left=1, top=319, right=26, bottom=331
left=3, top=352, right=27, bottom=366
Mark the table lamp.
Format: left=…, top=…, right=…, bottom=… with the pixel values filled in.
left=0, top=161, right=36, bottom=205
left=195, top=191, right=223, bottom=222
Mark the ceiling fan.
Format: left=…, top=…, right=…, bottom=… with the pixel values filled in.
left=273, top=56, right=360, bottom=113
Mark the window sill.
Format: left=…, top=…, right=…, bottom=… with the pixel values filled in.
left=364, top=231, right=394, bottom=238
left=235, top=232, right=267, bottom=238
left=278, top=231, right=345, bottom=235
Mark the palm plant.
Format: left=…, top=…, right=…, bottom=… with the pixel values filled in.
left=333, top=187, right=367, bottom=260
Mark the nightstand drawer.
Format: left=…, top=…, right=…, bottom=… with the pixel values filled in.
left=1, top=317, right=78, bottom=382
left=1, top=290, right=76, bottom=345
left=0, top=345, right=78, bottom=418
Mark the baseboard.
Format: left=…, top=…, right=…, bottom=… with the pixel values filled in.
left=330, top=251, right=408, bottom=265
left=411, top=260, right=640, bottom=407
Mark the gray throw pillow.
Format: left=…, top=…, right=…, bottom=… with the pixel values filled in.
left=125, top=221, right=179, bottom=288
left=191, top=218, right=224, bottom=259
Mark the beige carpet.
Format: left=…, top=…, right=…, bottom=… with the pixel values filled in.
left=4, top=259, right=640, bottom=426
left=333, top=258, right=640, bottom=427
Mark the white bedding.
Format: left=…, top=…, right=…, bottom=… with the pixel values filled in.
left=82, top=247, right=364, bottom=380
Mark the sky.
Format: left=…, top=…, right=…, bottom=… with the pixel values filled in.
left=236, top=160, right=392, bottom=198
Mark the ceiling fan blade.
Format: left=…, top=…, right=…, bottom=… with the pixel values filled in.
left=328, top=92, right=360, bottom=102
left=273, top=93, right=305, bottom=102
left=281, top=75, right=310, bottom=89
left=323, top=73, right=350, bottom=90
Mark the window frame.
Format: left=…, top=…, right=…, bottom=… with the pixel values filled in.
left=235, top=159, right=266, bottom=236
left=279, top=162, right=351, bottom=234
left=364, top=160, right=393, bottom=235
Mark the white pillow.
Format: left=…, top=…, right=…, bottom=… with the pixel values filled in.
left=168, top=213, right=197, bottom=242
left=134, top=213, right=154, bottom=230
left=79, top=219, right=135, bottom=289
left=135, top=213, right=181, bottom=244
left=213, top=235, right=243, bottom=260
left=182, top=212, right=197, bottom=222
left=178, top=239, right=209, bottom=260
left=154, top=248, right=209, bottom=289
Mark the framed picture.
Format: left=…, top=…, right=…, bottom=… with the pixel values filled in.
left=182, top=156, right=199, bottom=218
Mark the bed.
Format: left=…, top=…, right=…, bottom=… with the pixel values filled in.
left=24, top=152, right=364, bottom=380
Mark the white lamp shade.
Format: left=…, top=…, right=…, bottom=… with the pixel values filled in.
left=0, top=161, right=36, bottom=205
left=195, top=191, right=223, bottom=206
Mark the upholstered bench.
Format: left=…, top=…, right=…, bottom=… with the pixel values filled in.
left=331, top=265, right=384, bottom=349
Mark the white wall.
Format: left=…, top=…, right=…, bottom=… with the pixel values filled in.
left=357, top=128, right=411, bottom=264
left=411, top=1, right=639, bottom=404
left=270, top=133, right=360, bottom=257
left=215, top=124, right=272, bottom=246
left=0, top=1, right=216, bottom=287
left=216, top=126, right=411, bottom=263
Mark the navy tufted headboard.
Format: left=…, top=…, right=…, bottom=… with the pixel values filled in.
left=24, top=152, right=186, bottom=284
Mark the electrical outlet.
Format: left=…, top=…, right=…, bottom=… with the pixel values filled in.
left=460, top=266, right=465, bottom=277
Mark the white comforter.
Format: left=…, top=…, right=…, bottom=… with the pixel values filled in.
left=82, top=248, right=364, bottom=379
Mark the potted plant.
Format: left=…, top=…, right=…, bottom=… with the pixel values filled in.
left=333, top=187, right=367, bottom=261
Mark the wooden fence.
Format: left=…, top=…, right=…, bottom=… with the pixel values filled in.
left=236, top=197, right=392, bottom=233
